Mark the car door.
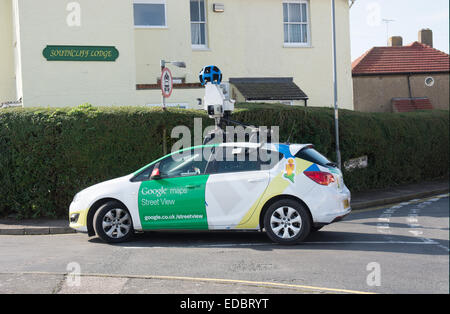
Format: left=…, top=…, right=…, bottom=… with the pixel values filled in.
left=138, top=147, right=213, bottom=230
left=204, top=145, right=272, bottom=229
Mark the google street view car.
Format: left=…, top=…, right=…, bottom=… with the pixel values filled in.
left=69, top=142, right=351, bottom=244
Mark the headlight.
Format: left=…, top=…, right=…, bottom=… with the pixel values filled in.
left=70, top=213, right=80, bottom=223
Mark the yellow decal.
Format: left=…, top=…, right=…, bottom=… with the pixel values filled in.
left=236, top=158, right=312, bottom=229
left=283, top=158, right=296, bottom=183
left=69, top=209, right=88, bottom=228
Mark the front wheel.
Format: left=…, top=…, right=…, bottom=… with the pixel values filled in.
left=264, top=199, right=311, bottom=245
left=93, top=201, right=134, bottom=243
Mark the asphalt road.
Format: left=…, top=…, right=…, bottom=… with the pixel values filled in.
left=0, top=194, right=448, bottom=294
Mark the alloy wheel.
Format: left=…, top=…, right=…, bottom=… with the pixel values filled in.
left=102, top=208, right=132, bottom=239
left=270, top=206, right=302, bottom=239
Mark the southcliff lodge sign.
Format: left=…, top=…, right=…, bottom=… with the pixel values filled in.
left=43, top=45, right=119, bottom=61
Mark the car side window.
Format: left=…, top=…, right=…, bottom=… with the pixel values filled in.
left=209, top=147, right=282, bottom=174
left=158, top=147, right=210, bottom=179
left=295, top=147, right=334, bottom=167
left=131, top=164, right=155, bottom=182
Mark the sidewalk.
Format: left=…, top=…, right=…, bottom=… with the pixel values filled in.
left=0, top=219, right=75, bottom=235
left=351, top=178, right=448, bottom=210
left=0, top=179, right=448, bottom=236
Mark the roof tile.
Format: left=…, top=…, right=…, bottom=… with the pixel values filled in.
left=352, top=42, right=450, bottom=75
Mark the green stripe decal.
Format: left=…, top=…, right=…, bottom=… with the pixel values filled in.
left=139, top=175, right=209, bottom=230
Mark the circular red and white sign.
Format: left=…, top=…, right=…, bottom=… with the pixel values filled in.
left=161, top=68, right=173, bottom=98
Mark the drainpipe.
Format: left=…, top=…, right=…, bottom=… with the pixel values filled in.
left=407, top=73, right=414, bottom=107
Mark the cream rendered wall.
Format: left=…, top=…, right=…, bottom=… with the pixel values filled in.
left=16, top=0, right=137, bottom=107
left=0, top=0, right=16, bottom=103
left=134, top=0, right=354, bottom=110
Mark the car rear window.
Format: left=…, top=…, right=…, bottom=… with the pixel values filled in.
left=295, top=147, right=334, bottom=167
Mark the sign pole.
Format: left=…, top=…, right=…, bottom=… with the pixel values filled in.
left=162, top=63, right=167, bottom=155
left=160, top=60, right=173, bottom=111
left=331, top=0, right=342, bottom=169
left=161, top=60, right=167, bottom=111
left=160, top=60, right=174, bottom=155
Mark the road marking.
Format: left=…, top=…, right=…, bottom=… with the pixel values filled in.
left=353, top=194, right=449, bottom=213
left=398, top=199, right=450, bottom=252
left=0, top=271, right=375, bottom=294
left=376, top=204, right=402, bottom=235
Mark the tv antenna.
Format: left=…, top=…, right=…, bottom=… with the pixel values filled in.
left=382, top=19, right=395, bottom=45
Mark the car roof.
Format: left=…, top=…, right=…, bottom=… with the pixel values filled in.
left=132, top=143, right=314, bottom=176
left=217, top=142, right=313, bottom=156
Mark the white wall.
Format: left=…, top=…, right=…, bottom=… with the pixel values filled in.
left=10, top=0, right=353, bottom=109
left=135, top=0, right=354, bottom=109
left=0, top=0, right=17, bottom=104
left=16, top=0, right=137, bottom=107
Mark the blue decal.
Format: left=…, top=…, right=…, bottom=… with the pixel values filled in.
left=305, top=164, right=320, bottom=172
left=276, top=144, right=294, bottom=159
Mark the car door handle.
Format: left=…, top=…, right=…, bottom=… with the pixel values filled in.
left=248, top=178, right=265, bottom=183
left=186, top=184, right=201, bottom=189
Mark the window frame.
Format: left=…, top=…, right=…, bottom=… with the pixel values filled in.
left=283, top=0, right=311, bottom=48
left=133, top=0, right=168, bottom=29
left=190, top=0, right=208, bottom=49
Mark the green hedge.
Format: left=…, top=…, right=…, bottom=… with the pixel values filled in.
left=0, top=104, right=448, bottom=219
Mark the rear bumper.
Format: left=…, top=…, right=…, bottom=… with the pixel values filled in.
left=331, top=207, right=352, bottom=222
left=306, top=184, right=352, bottom=224
left=315, top=206, right=352, bottom=225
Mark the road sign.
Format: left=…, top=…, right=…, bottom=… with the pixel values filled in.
left=161, top=68, right=173, bottom=98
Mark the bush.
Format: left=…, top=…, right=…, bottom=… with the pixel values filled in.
left=0, top=104, right=447, bottom=218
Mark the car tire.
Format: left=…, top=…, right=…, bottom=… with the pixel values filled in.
left=93, top=201, right=134, bottom=243
left=264, top=199, right=311, bottom=245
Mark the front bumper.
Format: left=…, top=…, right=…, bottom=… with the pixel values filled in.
left=69, top=201, right=89, bottom=233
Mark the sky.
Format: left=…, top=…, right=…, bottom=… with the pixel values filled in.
left=350, top=0, right=450, bottom=61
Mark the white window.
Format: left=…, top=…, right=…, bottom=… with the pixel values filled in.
left=134, top=0, right=167, bottom=28
left=283, top=1, right=310, bottom=46
left=190, top=0, right=208, bottom=48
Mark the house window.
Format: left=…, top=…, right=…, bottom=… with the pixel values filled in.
left=190, top=0, right=208, bottom=48
left=283, top=1, right=309, bottom=46
left=134, top=0, right=167, bottom=28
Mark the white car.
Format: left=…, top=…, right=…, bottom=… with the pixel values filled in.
left=69, top=143, right=351, bottom=244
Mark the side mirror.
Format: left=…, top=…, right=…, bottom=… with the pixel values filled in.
left=150, top=168, right=162, bottom=180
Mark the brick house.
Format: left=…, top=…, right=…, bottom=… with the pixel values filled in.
left=352, top=29, right=450, bottom=112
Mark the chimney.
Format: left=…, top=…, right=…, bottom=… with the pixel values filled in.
left=418, top=29, right=433, bottom=47
left=388, top=36, right=403, bottom=47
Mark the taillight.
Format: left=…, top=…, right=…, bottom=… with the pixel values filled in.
left=304, top=171, right=335, bottom=186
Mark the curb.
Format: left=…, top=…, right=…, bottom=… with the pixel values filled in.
left=351, top=188, right=449, bottom=210
left=0, top=226, right=76, bottom=236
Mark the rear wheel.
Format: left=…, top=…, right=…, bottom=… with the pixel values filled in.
left=264, top=199, right=311, bottom=245
left=93, top=201, right=134, bottom=243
